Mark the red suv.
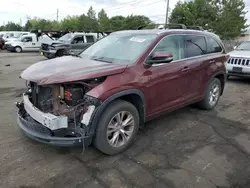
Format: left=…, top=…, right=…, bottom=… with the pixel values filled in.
left=16, top=28, right=228, bottom=155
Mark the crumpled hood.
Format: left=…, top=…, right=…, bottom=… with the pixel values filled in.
left=21, top=56, right=127, bottom=85
left=43, top=40, right=68, bottom=46
left=228, top=50, right=250, bottom=58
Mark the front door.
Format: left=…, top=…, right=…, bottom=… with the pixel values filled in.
left=70, top=36, right=85, bottom=55
left=143, top=35, right=190, bottom=116
left=22, top=36, right=34, bottom=51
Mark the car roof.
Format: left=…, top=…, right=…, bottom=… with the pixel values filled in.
left=112, top=29, right=220, bottom=39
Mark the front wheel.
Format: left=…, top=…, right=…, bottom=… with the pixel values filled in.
left=15, top=46, right=22, bottom=53
left=94, top=100, right=139, bottom=155
left=197, top=78, right=221, bottom=110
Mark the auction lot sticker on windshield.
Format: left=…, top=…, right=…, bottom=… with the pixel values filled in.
left=129, top=37, right=146, bottom=43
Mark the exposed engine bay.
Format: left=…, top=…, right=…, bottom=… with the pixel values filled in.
left=22, top=77, right=105, bottom=137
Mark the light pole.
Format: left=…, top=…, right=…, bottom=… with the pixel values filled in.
left=165, top=0, right=170, bottom=25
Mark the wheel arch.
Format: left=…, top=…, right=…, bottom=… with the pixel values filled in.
left=15, top=46, right=22, bottom=52
left=88, top=89, right=146, bottom=137
left=211, top=71, right=226, bottom=95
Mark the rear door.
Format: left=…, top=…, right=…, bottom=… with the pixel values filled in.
left=182, top=35, right=209, bottom=101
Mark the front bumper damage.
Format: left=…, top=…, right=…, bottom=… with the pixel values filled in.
left=6, top=45, right=15, bottom=52
left=16, top=94, right=100, bottom=147
left=40, top=50, right=56, bottom=59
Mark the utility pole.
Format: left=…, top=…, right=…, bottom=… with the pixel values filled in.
left=56, top=9, right=59, bottom=21
left=165, top=0, right=170, bottom=25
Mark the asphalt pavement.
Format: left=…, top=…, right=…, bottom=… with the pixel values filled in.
left=0, top=52, right=250, bottom=188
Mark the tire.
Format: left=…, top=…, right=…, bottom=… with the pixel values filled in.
left=44, top=53, right=54, bottom=59
left=94, top=100, right=140, bottom=155
left=227, top=75, right=230, bottom=80
left=197, top=78, right=221, bottom=110
left=15, top=46, right=22, bottom=53
left=57, top=50, right=66, bottom=57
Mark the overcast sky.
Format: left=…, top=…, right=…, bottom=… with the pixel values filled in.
left=0, top=0, right=250, bottom=27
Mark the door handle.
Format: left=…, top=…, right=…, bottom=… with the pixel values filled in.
left=182, top=66, right=190, bottom=72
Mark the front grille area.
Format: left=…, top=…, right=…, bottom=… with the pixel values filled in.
left=30, top=82, right=52, bottom=112
left=41, top=43, right=49, bottom=51
left=227, top=57, right=250, bottom=66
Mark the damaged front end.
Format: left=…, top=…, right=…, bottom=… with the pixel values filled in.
left=16, top=78, right=104, bottom=147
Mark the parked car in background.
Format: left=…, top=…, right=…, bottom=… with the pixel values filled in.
left=40, top=32, right=109, bottom=59
left=226, top=40, right=250, bottom=78
left=4, top=32, right=29, bottom=43
left=0, top=33, right=5, bottom=50
left=1, top=31, right=28, bottom=41
left=5, top=33, right=53, bottom=53
left=16, top=26, right=228, bottom=155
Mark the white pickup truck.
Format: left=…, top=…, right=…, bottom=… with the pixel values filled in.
left=5, top=33, right=53, bottom=53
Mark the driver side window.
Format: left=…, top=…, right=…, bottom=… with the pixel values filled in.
left=153, top=35, right=184, bottom=61
left=22, top=37, right=32, bottom=42
left=72, top=36, right=84, bottom=44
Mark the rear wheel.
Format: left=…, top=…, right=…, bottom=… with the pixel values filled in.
left=94, top=100, right=139, bottom=155
left=197, top=78, right=221, bottom=110
left=15, top=46, right=22, bottom=53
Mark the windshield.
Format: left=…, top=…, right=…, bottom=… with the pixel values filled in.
left=80, top=33, right=157, bottom=64
left=58, top=33, right=74, bottom=42
left=235, top=41, right=250, bottom=51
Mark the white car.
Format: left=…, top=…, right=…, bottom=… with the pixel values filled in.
left=4, top=32, right=29, bottom=43
left=226, top=41, right=250, bottom=78
left=5, top=34, right=54, bottom=53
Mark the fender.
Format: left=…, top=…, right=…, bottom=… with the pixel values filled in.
left=207, top=70, right=226, bottom=95
left=87, top=89, right=146, bottom=137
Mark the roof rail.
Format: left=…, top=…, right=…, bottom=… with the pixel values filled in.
left=137, top=23, right=204, bottom=31
left=186, top=26, right=204, bottom=31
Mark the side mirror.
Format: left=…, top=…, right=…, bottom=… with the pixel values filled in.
left=146, top=52, right=173, bottom=65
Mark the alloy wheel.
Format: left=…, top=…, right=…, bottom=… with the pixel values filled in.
left=106, top=111, right=135, bottom=147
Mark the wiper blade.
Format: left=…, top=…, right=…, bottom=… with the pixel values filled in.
left=71, top=54, right=82, bottom=58
left=92, top=57, right=112, bottom=63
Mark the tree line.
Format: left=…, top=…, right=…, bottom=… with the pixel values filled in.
left=0, top=6, right=153, bottom=33
left=0, top=1, right=248, bottom=40
left=169, top=0, right=248, bottom=39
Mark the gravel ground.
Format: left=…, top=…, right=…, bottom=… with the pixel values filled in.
left=0, top=52, right=250, bottom=188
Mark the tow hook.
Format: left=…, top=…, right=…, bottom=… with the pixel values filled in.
left=15, top=102, right=23, bottom=109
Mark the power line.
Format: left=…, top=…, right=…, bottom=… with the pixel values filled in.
left=107, top=0, right=163, bottom=13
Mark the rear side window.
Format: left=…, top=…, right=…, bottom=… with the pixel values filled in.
left=86, top=36, right=94, bottom=43
left=184, top=35, right=206, bottom=58
left=206, top=37, right=222, bottom=53
left=72, top=36, right=84, bottom=44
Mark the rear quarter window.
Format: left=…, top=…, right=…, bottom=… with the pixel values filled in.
left=206, top=36, right=222, bottom=53
left=86, top=35, right=95, bottom=43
